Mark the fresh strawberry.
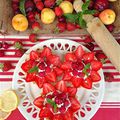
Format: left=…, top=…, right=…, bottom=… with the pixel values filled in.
left=34, top=96, right=45, bottom=108
left=67, top=87, right=77, bottom=96
left=56, top=80, right=67, bottom=92
left=67, top=22, right=76, bottom=31
left=35, top=76, right=46, bottom=88
left=0, top=50, right=4, bottom=57
left=0, top=61, right=12, bottom=71
left=43, top=83, right=55, bottom=94
left=15, top=49, right=25, bottom=57
left=45, top=71, right=56, bottom=82
left=60, top=61, right=72, bottom=70
left=56, top=22, right=67, bottom=33
left=62, top=72, right=72, bottom=81
left=63, top=108, right=74, bottom=120
left=41, top=47, right=52, bottom=58
left=36, top=1, right=44, bottom=10
left=30, top=50, right=39, bottom=60
left=54, top=67, right=63, bottom=76
left=44, top=0, right=55, bottom=8
left=74, top=45, right=84, bottom=59
left=48, top=55, right=60, bottom=66
left=13, top=40, right=23, bottom=49
left=95, top=52, right=107, bottom=63
left=84, top=36, right=93, bottom=43
left=91, top=60, right=102, bottom=71
left=55, top=7, right=63, bottom=17
left=29, top=33, right=38, bottom=42
left=69, top=97, right=81, bottom=112
left=65, top=53, right=77, bottom=62
left=53, top=114, right=63, bottom=120
left=32, top=22, right=41, bottom=32
left=26, top=73, right=36, bottom=82
left=39, top=107, right=53, bottom=118
left=82, top=77, right=92, bottom=89
left=71, top=77, right=82, bottom=88
left=83, top=52, right=95, bottom=62
left=91, top=71, right=101, bottom=82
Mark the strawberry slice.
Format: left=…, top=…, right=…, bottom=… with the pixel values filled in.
left=30, top=50, right=39, bottom=60
left=48, top=55, right=60, bottom=66
left=71, top=77, right=83, bottom=88
left=39, top=107, right=53, bottom=118
left=35, top=76, right=46, bottom=88
left=91, top=71, right=101, bottom=82
left=63, top=108, right=74, bottom=120
left=75, top=45, right=85, bottom=59
left=69, top=97, right=81, bottom=113
left=83, top=52, right=94, bottom=62
left=60, top=61, right=72, bottom=70
left=67, top=87, right=77, bottom=96
left=91, top=60, right=102, bottom=71
left=53, top=114, right=63, bottom=120
left=26, top=73, right=36, bottom=82
left=41, top=47, right=52, bottom=58
left=33, top=96, right=45, bottom=108
left=46, top=71, right=56, bottom=82
left=54, top=67, right=63, bottom=76
left=56, top=80, right=67, bottom=92
left=43, top=83, right=55, bottom=95
left=65, top=53, right=77, bottom=62
left=82, top=77, right=92, bottom=89
left=62, top=72, right=72, bottom=81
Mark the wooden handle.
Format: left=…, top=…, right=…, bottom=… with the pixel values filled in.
left=87, top=17, right=120, bottom=72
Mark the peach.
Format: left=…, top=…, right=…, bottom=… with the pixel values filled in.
left=99, top=9, right=116, bottom=25
left=41, top=8, right=56, bottom=24
left=12, top=14, right=28, bottom=32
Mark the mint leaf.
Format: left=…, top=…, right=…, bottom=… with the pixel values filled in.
left=82, top=0, right=91, bottom=11
left=83, top=10, right=97, bottom=15
left=19, top=0, right=26, bottom=16
left=47, top=99, right=57, bottom=112
left=82, top=63, right=91, bottom=76
left=84, top=63, right=91, bottom=69
left=53, top=104, right=57, bottom=112
left=28, top=66, right=38, bottom=73
left=78, top=13, right=86, bottom=28
left=56, top=0, right=63, bottom=5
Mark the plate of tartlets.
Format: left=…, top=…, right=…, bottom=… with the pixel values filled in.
left=12, top=39, right=105, bottom=120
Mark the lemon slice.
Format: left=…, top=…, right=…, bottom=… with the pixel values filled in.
left=0, top=109, right=11, bottom=120
left=0, top=91, right=19, bottom=112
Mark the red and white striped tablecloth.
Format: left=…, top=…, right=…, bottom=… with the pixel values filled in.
left=0, top=37, right=120, bottom=120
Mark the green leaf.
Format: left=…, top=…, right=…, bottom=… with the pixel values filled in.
left=28, top=66, right=38, bottom=73
left=53, top=104, right=57, bottom=113
left=82, top=0, right=91, bottom=11
left=19, top=0, right=26, bottom=16
left=47, top=99, right=57, bottom=112
left=56, top=0, right=63, bottom=5
left=83, top=10, right=97, bottom=15
left=82, top=63, right=91, bottom=76
left=84, top=63, right=91, bottom=69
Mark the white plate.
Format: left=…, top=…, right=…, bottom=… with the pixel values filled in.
left=12, top=39, right=105, bottom=120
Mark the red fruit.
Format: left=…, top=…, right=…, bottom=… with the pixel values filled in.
left=83, top=52, right=95, bottom=62
left=65, top=53, right=77, bottom=62
left=26, top=73, right=36, bottom=82
left=82, top=77, right=92, bottom=89
left=71, top=77, right=83, bottom=88
left=62, top=72, right=72, bottom=81
left=69, top=97, right=81, bottom=112
left=56, top=80, right=67, bottom=92
left=43, top=83, right=55, bottom=94
left=55, top=7, right=63, bottom=17
left=33, top=0, right=40, bottom=4
left=39, top=107, right=53, bottom=118
left=46, top=71, right=56, bottom=82
left=76, top=24, right=81, bottom=29
left=58, top=16, right=66, bottom=23
left=85, top=43, right=95, bottom=51
left=38, top=62, right=45, bottom=70
left=0, top=62, right=12, bottom=71
left=106, top=24, right=115, bottom=32
left=36, top=1, right=44, bottom=10
left=95, top=52, right=107, bottom=63
left=54, top=67, right=63, bottom=76
left=0, top=50, right=4, bottom=57
left=29, top=33, right=37, bottom=42
left=30, top=50, right=39, bottom=60
left=67, top=87, right=77, bottom=96
left=91, top=71, right=101, bottom=82
left=60, top=61, right=72, bottom=70
left=15, top=49, right=25, bottom=57
left=94, top=0, right=109, bottom=11
left=67, top=22, right=76, bottom=31
left=44, top=0, right=55, bottom=8
left=53, top=114, right=63, bottom=120
left=35, top=76, right=46, bottom=88
left=33, top=96, right=45, bottom=108
left=41, top=47, right=52, bottom=58
left=13, top=40, right=23, bottom=49
left=32, top=22, right=41, bottom=32
left=2, top=42, right=9, bottom=49
left=74, top=45, right=84, bottom=59
left=56, top=22, right=66, bottom=33
left=48, top=55, right=60, bottom=66
left=63, top=109, right=74, bottom=120
left=59, top=106, right=66, bottom=113
left=91, top=60, right=102, bottom=71
left=25, top=0, right=35, bottom=13
left=84, top=36, right=93, bottom=43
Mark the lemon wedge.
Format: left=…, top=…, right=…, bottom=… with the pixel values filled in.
left=0, top=109, right=11, bottom=120
left=0, top=91, right=19, bottom=112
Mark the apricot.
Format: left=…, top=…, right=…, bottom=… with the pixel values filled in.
left=99, top=9, right=116, bottom=25
left=12, top=14, right=28, bottom=32
left=41, top=8, right=56, bottom=24
left=59, top=1, right=73, bottom=14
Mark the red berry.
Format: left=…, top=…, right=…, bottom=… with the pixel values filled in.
left=56, top=22, right=67, bottom=33
left=36, top=1, right=44, bottom=10
left=25, top=0, right=35, bottom=13
left=85, top=42, right=95, bottom=51
left=44, top=0, right=55, bottom=8
left=59, top=106, right=66, bottom=113
left=55, top=7, right=63, bottom=17
left=58, top=16, right=66, bottom=22
left=2, top=42, right=10, bottom=49
left=32, top=22, right=41, bottom=32
left=29, top=33, right=38, bottom=42
left=67, top=22, right=76, bottom=31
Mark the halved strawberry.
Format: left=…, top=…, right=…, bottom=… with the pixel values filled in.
left=71, top=77, right=82, bottom=88
left=26, top=73, right=36, bottom=82
left=30, top=50, right=39, bottom=60
left=69, top=97, right=81, bottom=112
left=48, top=55, right=60, bottom=66
left=53, top=114, right=63, bottom=120
left=43, top=83, right=55, bottom=94
left=83, top=52, right=95, bottom=62
left=67, top=87, right=77, bottom=96
left=54, top=67, right=63, bottom=76
left=35, top=76, right=46, bottom=88
left=62, top=72, right=72, bottom=81
left=63, top=108, right=74, bottom=120
left=91, top=60, right=102, bottom=71
left=65, top=53, right=77, bottom=62
left=33, top=96, right=45, bottom=108
left=41, top=47, right=52, bottom=58
left=39, top=107, right=53, bottom=118
left=56, top=80, right=67, bottom=92
left=45, top=71, right=56, bottom=82
left=74, top=45, right=84, bottom=59
left=60, top=61, right=72, bottom=70
left=91, top=71, right=101, bottom=82
left=82, top=77, right=92, bottom=89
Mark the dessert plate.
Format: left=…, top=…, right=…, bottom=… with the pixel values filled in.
left=12, top=39, right=105, bottom=120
